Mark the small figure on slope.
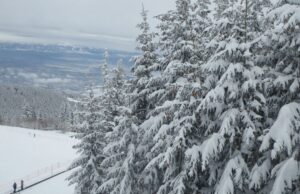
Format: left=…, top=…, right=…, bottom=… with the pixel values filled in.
left=13, top=182, right=17, bottom=193
left=21, top=180, right=24, bottom=190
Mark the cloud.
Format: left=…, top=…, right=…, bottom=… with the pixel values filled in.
left=0, top=28, right=135, bottom=51
left=0, top=0, right=175, bottom=51
left=35, top=78, right=72, bottom=84
left=18, top=72, right=39, bottom=80
left=16, top=70, right=71, bottom=85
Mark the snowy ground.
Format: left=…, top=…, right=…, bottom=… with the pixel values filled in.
left=21, top=170, right=75, bottom=194
left=0, top=125, right=78, bottom=194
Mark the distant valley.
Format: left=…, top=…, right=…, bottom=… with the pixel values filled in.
left=0, top=43, right=135, bottom=93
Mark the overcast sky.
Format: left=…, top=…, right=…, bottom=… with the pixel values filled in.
left=0, top=0, right=174, bottom=51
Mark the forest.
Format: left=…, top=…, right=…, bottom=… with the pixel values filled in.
left=0, top=85, right=72, bottom=130
left=68, top=0, right=300, bottom=193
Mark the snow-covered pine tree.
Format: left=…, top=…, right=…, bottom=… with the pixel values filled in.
left=68, top=50, right=118, bottom=192
left=193, top=0, right=212, bottom=63
left=22, top=103, right=36, bottom=121
left=99, top=50, right=116, bottom=137
left=68, top=90, right=105, bottom=194
left=58, top=102, right=70, bottom=129
left=258, top=0, right=300, bottom=120
left=98, top=65, right=140, bottom=194
left=250, top=1, right=300, bottom=193
left=138, top=0, right=205, bottom=193
left=71, top=98, right=90, bottom=133
left=100, top=102, right=139, bottom=194
left=101, top=49, right=110, bottom=88
left=126, top=6, right=162, bottom=193
left=105, top=62, right=126, bottom=118
left=194, top=0, right=268, bottom=193
left=22, top=102, right=37, bottom=128
left=130, top=5, right=157, bottom=123
left=156, top=0, right=198, bottom=67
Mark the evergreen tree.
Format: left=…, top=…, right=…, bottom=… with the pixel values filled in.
left=128, top=6, right=161, bottom=193
left=101, top=49, right=110, bottom=88
left=68, top=91, right=105, bottom=194
left=22, top=102, right=36, bottom=121
left=156, top=0, right=198, bottom=66
left=130, top=5, right=157, bottom=123
left=139, top=0, right=204, bottom=193
left=59, top=102, right=69, bottom=129
left=250, top=1, right=300, bottom=193
left=69, top=51, right=122, bottom=194
left=22, top=102, right=37, bottom=128
left=193, top=0, right=212, bottom=63
left=100, top=103, right=139, bottom=194
left=99, top=50, right=116, bottom=137
left=195, top=0, right=268, bottom=193
left=98, top=65, right=140, bottom=194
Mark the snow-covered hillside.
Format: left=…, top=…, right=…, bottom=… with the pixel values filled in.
left=0, top=125, right=77, bottom=194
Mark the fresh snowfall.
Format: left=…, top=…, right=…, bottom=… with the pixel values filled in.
left=2, top=0, right=300, bottom=194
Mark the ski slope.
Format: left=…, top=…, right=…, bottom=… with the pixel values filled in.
left=0, top=125, right=78, bottom=194
left=21, top=170, right=75, bottom=194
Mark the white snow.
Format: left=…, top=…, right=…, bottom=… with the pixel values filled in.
left=21, top=170, right=75, bottom=194
left=215, top=155, right=249, bottom=194
left=0, top=125, right=78, bottom=194
left=271, top=156, right=300, bottom=194
left=249, top=159, right=271, bottom=190
left=200, top=133, right=225, bottom=170
left=260, top=102, right=300, bottom=158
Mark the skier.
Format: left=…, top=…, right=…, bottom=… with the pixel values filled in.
left=13, top=182, right=17, bottom=193
left=21, top=180, right=24, bottom=190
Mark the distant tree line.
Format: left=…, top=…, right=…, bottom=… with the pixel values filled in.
left=0, top=85, right=73, bottom=130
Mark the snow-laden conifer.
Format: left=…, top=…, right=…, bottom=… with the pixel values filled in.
left=249, top=1, right=300, bottom=192
left=193, top=0, right=212, bottom=63
left=139, top=0, right=205, bottom=193
left=195, top=0, right=268, bottom=193
left=130, top=5, right=157, bottom=123
left=68, top=52, right=116, bottom=194
left=99, top=65, right=140, bottom=194
left=68, top=90, right=105, bottom=194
